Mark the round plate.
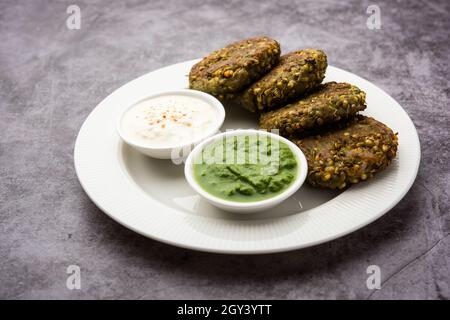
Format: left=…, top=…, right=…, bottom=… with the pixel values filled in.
left=74, top=60, right=420, bottom=254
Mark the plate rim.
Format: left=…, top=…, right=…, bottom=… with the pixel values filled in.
left=74, top=59, right=421, bottom=254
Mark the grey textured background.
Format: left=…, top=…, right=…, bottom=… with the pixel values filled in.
left=1, top=0, right=449, bottom=299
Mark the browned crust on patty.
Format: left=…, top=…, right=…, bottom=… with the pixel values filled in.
left=259, top=82, right=366, bottom=136
left=238, top=49, right=328, bottom=112
left=189, top=37, right=280, bottom=95
left=291, top=116, right=398, bottom=189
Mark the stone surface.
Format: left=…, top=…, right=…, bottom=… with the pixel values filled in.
left=0, top=0, right=449, bottom=299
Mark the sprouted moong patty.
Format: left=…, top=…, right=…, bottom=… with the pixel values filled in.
left=189, top=37, right=280, bottom=97
left=292, top=116, right=398, bottom=189
left=259, top=82, right=366, bottom=136
left=237, top=49, right=327, bottom=112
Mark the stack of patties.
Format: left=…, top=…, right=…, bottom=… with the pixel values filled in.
left=189, top=37, right=398, bottom=190
left=257, top=76, right=397, bottom=191
left=189, top=36, right=327, bottom=110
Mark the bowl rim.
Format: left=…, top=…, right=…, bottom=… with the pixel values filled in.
left=116, top=89, right=225, bottom=152
left=184, top=129, right=309, bottom=210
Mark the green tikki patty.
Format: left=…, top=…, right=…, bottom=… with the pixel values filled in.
left=259, top=82, right=366, bottom=137
left=189, top=37, right=280, bottom=96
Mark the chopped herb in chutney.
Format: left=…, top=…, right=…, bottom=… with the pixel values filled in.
left=193, top=135, right=298, bottom=202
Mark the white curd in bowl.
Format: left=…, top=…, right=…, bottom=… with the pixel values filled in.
left=121, top=94, right=219, bottom=148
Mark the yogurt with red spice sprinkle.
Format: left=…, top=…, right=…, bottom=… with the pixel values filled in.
left=121, top=94, right=219, bottom=148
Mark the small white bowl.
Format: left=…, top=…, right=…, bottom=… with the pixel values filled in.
left=184, top=129, right=308, bottom=213
left=117, top=89, right=225, bottom=159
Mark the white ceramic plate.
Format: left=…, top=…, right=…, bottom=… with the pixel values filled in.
left=74, top=59, right=421, bottom=254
